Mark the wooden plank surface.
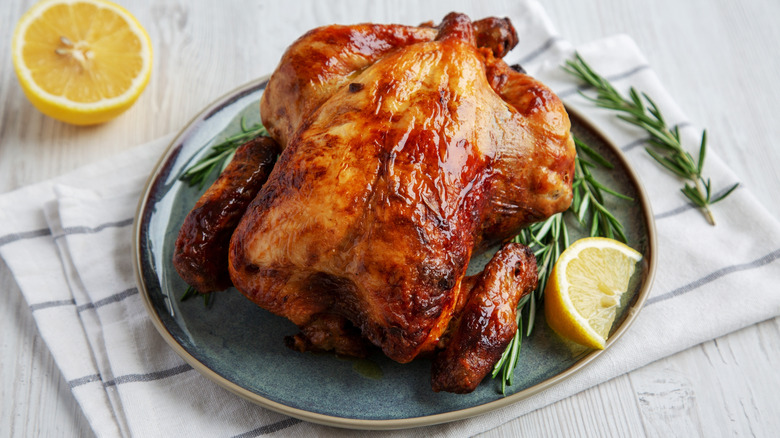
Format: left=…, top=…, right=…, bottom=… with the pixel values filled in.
left=1, top=1, right=778, bottom=437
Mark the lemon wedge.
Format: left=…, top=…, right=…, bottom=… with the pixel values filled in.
left=11, top=0, right=152, bottom=125
left=544, top=237, right=642, bottom=349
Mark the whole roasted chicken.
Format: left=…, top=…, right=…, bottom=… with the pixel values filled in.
left=173, top=12, right=575, bottom=393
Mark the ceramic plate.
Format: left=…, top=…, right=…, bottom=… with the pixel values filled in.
left=133, top=77, right=656, bottom=429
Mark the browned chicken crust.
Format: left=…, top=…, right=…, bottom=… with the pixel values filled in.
left=175, top=12, right=575, bottom=393
left=431, top=243, right=537, bottom=393
left=173, top=137, right=280, bottom=293
left=233, top=12, right=574, bottom=392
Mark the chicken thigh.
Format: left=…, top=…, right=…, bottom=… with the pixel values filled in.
left=176, top=12, right=575, bottom=393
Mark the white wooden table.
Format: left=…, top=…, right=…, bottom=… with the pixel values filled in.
left=2, top=1, right=778, bottom=436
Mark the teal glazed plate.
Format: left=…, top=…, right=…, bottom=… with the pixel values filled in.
left=133, top=77, right=657, bottom=430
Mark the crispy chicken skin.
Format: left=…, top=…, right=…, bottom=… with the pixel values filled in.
left=432, top=243, right=537, bottom=393
left=173, top=137, right=280, bottom=293
left=223, top=12, right=575, bottom=393
left=174, top=12, right=574, bottom=393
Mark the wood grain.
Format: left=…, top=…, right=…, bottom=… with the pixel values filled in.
left=1, top=1, right=778, bottom=437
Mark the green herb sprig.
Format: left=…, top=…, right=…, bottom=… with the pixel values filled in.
left=563, top=53, right=738, bottom=225
left=177, top=117, right=267, bottom=303
left=491, top=213, right=568, bottom=393
left=491, top=135, right=631, bottom=393
left=180, top=116, right=268, bottom=189
left=571, top=137, right=633, bottom=241
left=180, top=286, right=215, bottom=307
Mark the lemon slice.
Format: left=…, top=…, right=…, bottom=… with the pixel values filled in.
left=544, top=237, right=642, bottom=349
left=11, top=0, right=152, bottom=125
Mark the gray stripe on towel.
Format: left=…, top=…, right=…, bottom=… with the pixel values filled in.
left=620, top=122, right=692, bottom=152
left=30, top=287, right=139, bottom=314
left=519, top=36, right=563, bottom=65
left=654, top=185, right=741, bottom=221
left=558, top=64, right=651, bottom=99
left=647, top=248, right=780, bottom=306
left=0, top=228, right=52, bottom=248
left=76, top=288, right=138, bottom=312
left=55, top=217, right=134, bottom=241
left=69, top=374, right=102, bottom=389
left=102, top=363, right=193, bottom=387
left=29, top=299, right=75, bottom=312
left=69, top=363, right=194, bottom=389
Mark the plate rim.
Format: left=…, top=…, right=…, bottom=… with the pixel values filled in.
left=132, top=77, right=658, bottom=430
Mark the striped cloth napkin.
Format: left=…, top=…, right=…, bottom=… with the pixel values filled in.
left=2, top=1, right=779, bottom=436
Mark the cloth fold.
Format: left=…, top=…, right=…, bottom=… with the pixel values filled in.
left=2, top=2, right=779, bottom=437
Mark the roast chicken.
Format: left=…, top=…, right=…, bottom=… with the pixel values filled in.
left=173, top=12, right=576, bottom=393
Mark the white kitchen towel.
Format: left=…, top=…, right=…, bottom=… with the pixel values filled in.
left=2, top=1, right=779, bottom=437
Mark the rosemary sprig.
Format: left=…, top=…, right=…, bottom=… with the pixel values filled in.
left=180, top=116, right=268, bottom=189
left=177, top=117, right=266, bottom=305
left=492, top=135, right=631, bottom=393
left=180, top=286, right=215, bottom=307
left=571, top=137, right=633, bottom=241
left=491, top=213, right=568, bottom=393
left=562, top=52, right=738, bottom=225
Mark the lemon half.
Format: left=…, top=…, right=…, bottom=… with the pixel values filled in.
left=12, top=0, right=152, bottom=125
left=544, top=237, right=642, bottom=349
